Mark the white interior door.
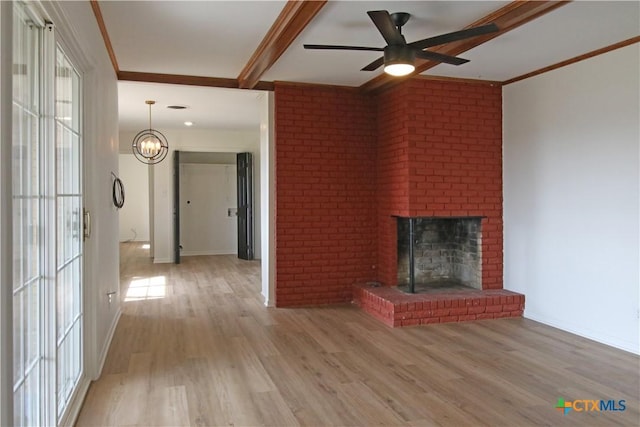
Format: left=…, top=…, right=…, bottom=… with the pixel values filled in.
left=179, top=163, right=237, bottom=256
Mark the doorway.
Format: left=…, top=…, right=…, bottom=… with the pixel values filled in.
left=173, top=151, right=252, bottom=263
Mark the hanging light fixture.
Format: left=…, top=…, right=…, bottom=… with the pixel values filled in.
left=132, top=100, right=169, bottom=165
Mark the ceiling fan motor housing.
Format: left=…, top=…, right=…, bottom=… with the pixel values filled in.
left=384, top=45, right=415, bottom=67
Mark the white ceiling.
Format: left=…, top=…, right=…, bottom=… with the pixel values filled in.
left=264, top=1, right=511, bottom=86
left=430, top=1, right=640, bottom=80
left=118, top=81, right=264, bottom=132
left=99, top=1, right=639, bottom=131
left=100, top=0, right=287, bottom=78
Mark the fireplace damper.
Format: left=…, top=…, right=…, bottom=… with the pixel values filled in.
left=397, top=217, right=482, bottom=293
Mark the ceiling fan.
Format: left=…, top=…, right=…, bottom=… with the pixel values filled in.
left=304, top=10, right=499, bottom=77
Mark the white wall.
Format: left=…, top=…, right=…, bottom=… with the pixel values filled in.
left=180, top=163, right=237, bottom=255
left=503, top=44, right=640, bottom=354
left=120, top=128, right=260, bottom=263
left=118, top=154, right=150, bottom=242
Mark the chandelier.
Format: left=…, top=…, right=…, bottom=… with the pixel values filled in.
left=132, top=100, right=169, bottom=165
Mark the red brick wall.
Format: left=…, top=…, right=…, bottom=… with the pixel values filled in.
left=376, top=82, right=411, bottom=287
left=274, top=83, right=377, bottom=307
left=376, top=79, right=503, bottom=289
left=274, top=78, right=503, bottom=307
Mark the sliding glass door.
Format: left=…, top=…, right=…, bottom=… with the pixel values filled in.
left=12, top=3, right=84, bottom=425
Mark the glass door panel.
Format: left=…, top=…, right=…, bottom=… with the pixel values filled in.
left=54, top=47, right=83, bottom=420
left=12, top=3, right=43, bottom=426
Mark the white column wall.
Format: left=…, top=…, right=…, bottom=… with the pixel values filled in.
left=259, top=92, right=275, bottom=306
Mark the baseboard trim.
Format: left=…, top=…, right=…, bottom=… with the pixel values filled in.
left=58, top=376, right=90, bottom=427
left=524, top=311, right=639, bottom=355
left=96, top=307, right=122, bottom=377
left=181, top=250, right=235, bottom=256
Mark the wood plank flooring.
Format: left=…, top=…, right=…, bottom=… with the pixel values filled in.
left=75, top=242, right=640, bottom=426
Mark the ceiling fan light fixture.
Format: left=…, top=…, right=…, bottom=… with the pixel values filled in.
left=383, top=45, right=415, bottom=77
left=384, top=62, right=415, bottom=77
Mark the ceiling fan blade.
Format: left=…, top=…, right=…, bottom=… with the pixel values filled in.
left=361, top=56, right=385, bottom=72
left=415, top=50, right=469, bottom=66
left=409, top=23, right=499, bottom=50
left=367, top=10, right=405, bottom=46
left=303, top=44, right=384, bottom=52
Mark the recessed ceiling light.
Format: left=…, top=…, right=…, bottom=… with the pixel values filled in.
left=184, top=121, right=193, bottom=126
left=167, top=105, right=188, bottom=110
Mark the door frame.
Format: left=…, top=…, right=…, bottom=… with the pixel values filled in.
left=173, top=150, right=180, bottom=264
left=236, top=152, right=254, bottom=260
left=174, top=151, right=241, bottom=262
left=0, top=3, right=14, bottom=425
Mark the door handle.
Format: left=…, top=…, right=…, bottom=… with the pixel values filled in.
left=83, top=208, right=91, bottom=241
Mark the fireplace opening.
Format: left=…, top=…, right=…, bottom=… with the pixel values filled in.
left=397, top=217, right=482, bottom=293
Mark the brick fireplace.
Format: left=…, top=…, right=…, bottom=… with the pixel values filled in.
left=275, top=78, right=524, bottom=323
left=375, top=79, right=505, bottom=292
left=355, top=78, right=524, bottom=326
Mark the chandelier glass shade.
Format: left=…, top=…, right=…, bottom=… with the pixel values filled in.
left=132, top=100, right=169, bottom=165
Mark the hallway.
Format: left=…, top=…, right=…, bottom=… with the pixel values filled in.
left=75, top=243, right=639, bottom=426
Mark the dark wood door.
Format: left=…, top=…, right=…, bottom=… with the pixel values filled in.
left=237, top=152, right=253, bottom=260
left=173, top=150, right=181, bottom=264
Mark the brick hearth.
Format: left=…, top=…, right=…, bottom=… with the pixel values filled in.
left=353, top=283, right=524, bottom=327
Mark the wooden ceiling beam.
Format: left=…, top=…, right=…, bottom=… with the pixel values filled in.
left=90, top=0, right=119, bottom=75
left=359, top=0, right=571, bottom=94
left=503, top=35, right=640, bottom=85
left=237, top=0, right=327, bottom=89
left=118, top=71, right=275, bottom=91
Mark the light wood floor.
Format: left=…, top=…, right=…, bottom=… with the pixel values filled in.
left=76, top=242, right=639, bottom=426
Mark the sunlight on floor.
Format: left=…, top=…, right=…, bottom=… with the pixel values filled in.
left=125, top=276, right=167, bottom=301
left=141, top=243, right=150, bottom=249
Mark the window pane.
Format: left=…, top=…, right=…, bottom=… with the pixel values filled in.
left=24, top=198, right=40, bottom=282
left=12, top=5, right=39, bottom=114
left=24, top=110, right=39, bottom=195
left=24, top=282, right=40, bottom=368
left=72, top=258, right=81, bottom=319
left=24, top=365, right=40, bottom=426
left=56, top=265, right=67, bottom=338
left=12, top=198, right=22, bottom=289
left=13, top=384, right=24, bottom=427
left=12, top=293, right=22, bottom=385
left=71, top=133, right=80, bottom=193
left=72, top=321, right=81, bottom=380
left=55, top=51, right=80, bottom=133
